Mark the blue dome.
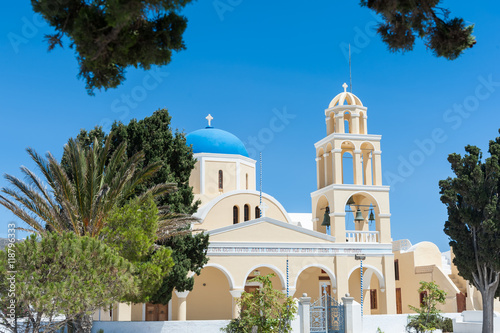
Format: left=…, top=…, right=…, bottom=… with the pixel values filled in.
left=186, top=127, right=249, bottom=157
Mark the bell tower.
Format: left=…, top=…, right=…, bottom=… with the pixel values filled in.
left=311, top=83, right=391, bottom=244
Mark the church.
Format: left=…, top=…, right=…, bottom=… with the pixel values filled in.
left=95, top=84, right=485, bottom=322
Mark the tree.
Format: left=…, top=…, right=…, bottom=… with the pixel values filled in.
left=439, top=137, right=500, bottom=333
left=0, top=232, right=136, bottom=333
left=360, top=0, right=475, bottom=60
left=65, top=109, right=208, bottom=304
left=406, top=281, right=447, bottom=333
left=32, top=0, right=195, bottom=95
left=0, top=133, right=171, bottom=236
left=99, top=196, right=175, bottom=304
left=222, top=274, right=297, bottom=333
left=150, top=232, right=209, bottom=304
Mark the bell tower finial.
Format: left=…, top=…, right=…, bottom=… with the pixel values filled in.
left=342, top=82, right=348, bottom=93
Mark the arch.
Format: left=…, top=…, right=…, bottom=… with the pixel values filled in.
left=342, top=151, right=353, bottom=184
left=244, top=204, right=250, bottom=221
left=204, top=263, right=236, bottom=290
left=347, top=264, right=386, bottom=290
left=233, top=205, right=239, bottom=224
left=293, top=264, right=337, bottom=290
left=242, top=264, right=286, bottom=290
left=343, top=191, right=382, bottom=215
left=344, top=111, right=352, bottom=134
left=193, top=190, right=294, bottom=224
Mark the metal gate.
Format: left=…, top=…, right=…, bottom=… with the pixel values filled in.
left=310, top=285, right=344, bottom=333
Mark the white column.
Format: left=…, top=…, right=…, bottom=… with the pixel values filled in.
left=332, top=149, right=342, bottom=184
left=174, top=290, right=190, bottom=321
left=336, top=113, right=345, bottom=134
left=299, top=294, right=311, bottom=333
left=323, top=153, right=330, bottom=186
left=342, top=294, right=362, bottom=333
left=353, top=149, right=363, bottom=185
left=315, top=157, right=321, bottom=189
left=229, top=289, right=244, bottom=319
left=373, top=150, right=382, bottom=185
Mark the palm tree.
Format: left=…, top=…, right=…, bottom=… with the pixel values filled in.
left=0, top=134, right=174, bottom=237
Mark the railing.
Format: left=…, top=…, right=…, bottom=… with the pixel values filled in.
left=345, top=230, right=379, bottom=243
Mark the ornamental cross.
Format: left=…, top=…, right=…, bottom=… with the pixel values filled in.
left=259, top=202, right=269, bottom=217
left=206, top=114, right=213, bottom=127
left=342, top=82, right=348, bottom=93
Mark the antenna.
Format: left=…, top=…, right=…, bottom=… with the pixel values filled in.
left=349, top=44, right=353, bottom=93
left=259, top=152, right=262, bottom=210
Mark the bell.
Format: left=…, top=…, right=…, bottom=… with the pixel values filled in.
left=354, top=208, right=364, bottom=222
left=369, top=210, right=375, bottom=223
left=346, top=197, right=355, bottom=206
left=321, top=207, right=330, bottom=227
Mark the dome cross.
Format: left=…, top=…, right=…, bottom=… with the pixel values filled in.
left=342, top=82, right=348, bottom=93
left=205, top=114, right=213, bottom=127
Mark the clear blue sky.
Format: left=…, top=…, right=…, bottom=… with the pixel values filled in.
left=1, top=1, right=500, bottom=251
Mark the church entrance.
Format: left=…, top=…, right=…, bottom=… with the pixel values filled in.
left=310, top=284, right=344, bottom=333
left=145, top=303, right=168, bottom=321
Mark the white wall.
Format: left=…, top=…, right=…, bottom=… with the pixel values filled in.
left=92, top=320, right=231, bottom=333
left=362, top=313, right=462, bottom=333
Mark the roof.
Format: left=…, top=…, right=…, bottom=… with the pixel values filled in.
left=328, top=83, right=363, bottom=108
left=186, top=127, right=249, bottom=157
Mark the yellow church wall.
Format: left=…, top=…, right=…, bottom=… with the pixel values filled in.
left=240, top=164, right=255, bottom=190
left=189, top=162, right=200, bottom=195
left=201, top=194, right=288, bottom=231
left=205, top=161, right=237, bottom=194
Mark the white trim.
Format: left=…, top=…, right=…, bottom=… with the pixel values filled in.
left=378, top=214, right=391, bottom=218
left=175, top=290, right=190, bottom=298
left=325, top=105, right=368, bottom=115
left=204, top=263, right=236, bottom=290
left=347, top=264, right=386, bottom=290
left=372, top=150, right=382, bottom=155
left=293, top=264, right=337, bottom=291
left=243, top=264, right=286, bottom=290
left=193, top=153, right=256, bottom=167
left=194, top=191, right=293, bottom=224
left=311, top=184, right=390, bottom=198
left=314, top=134, right=382, bottom=149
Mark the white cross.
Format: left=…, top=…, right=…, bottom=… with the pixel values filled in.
left=259, top=202, right=269, bottom=217
left=342, top=82, right=348, bottom=93
left=206, top=114, right=213, bottom=127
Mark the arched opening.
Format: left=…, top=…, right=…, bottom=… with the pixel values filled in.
left=348, top=265, right=385, bottom=315
left=255, top=206, right=261, bottom=218
left=187, top=266, right=233, bottom=320
left=218, top=170, right=223, bottom=191
left=243, top=265, right=285, bottom=294
left=344, top=111, right=352, bottom=134
left=315, top=196, right=330, bottom=234
left=342, top=152, right=353, bottom=184
left=233, top=206, right=239, bottom=224
left=244, top=204, right=250, bottom=221
left=341, top=141, right=355, bottom=185
left=294, top=266, right=336, bottom=301
left=344, top=193, right=380, bottom=235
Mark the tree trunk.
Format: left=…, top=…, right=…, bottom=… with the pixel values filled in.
left=481, top=287, right=495, bottom=333
left=73, top=314, right=93, bottom=333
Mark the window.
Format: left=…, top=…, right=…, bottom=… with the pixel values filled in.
left=370, top=289, right=377, bottom=309
left=394, top=259, right=400, bottom=281
left=244, top=204, right=250, bottom=221
left=233, top=206, right=239, bottom=224
left=246, top=173, right=249, bottom=190
left=255, top=206, right=261, bottom=218
left=218, top=170, right=223, bottom=190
